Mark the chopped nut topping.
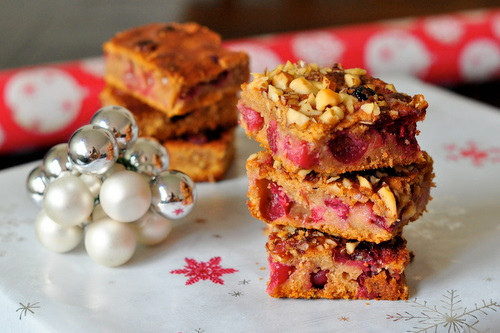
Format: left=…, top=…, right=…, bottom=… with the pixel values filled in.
left=342, top=178, right=353, bottom=189
left=357, top=175, right=372, bottom=190
left=339, top=93, right=356, bottom=113
left=344, top=68, right=367, bottom=76
left=401, top=203, right=417, bottom=221
left=268, top=85, right=283, bottom=102
left=316, top=88, right=341, bottom=111
left=325, top=238, right=338, bottom=247
left=289, top=77, right=318, bottom=95
left=273, top=159, right=282, bottom=169
left=346, top=241, right=360, bottom=254
left=272, top=72, right=293, bottom=90
left=385, top=84, right=396, bottom=92
left=297, top=169, right=312, bottom=178
left=360, top=102, right=381, bottom=115
left=326, top=176, right=340, bottom=183
left=318, top=108, right=338, bottom=125
left=378, top=185, right=398, bottom=217
left=344, top=74, right=361, bottom=87
left=247, top=153, right=258, bottom=161
left=287, top=108, right=310, bottom=127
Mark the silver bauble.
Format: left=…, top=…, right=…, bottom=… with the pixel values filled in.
left=123, top=138, right=169, bottom=176
left=26, top=165, right=48, bottom=206
left=35, top=210, right=83, bottom=253
left=68, top=124, right=119, bottom=174
left=43, top=175, right=95, bottom=227
left=42, top=143, right=74, bottom=178
left=151, top=170, right=196, bottom=220
left=85, top=217, right=137, bottom=267
left=90, top=105, right=138, bottom=150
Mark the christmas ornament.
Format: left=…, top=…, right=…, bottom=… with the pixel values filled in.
left=68, top=124, right=119, bottom=174
left=26, top=166, right=48, bottom=206
left=26, top=105, right=197, bottom=267
left=90, top=105, right=138, bottom=150
left=123, top=138, right=170, bottom=177
left=151, top=170, right=196, bottom=220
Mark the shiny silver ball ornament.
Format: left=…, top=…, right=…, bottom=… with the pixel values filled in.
left=132, top=209, right=173, bottom=246
left=151, top=170, right=196, bottom=220
left=43, top=175, right=94, bottom=227
left=99, top=170, right=152, bottom=223
left=68, top=124, right=119, bottom=174
left=90, top=105, right=138, bottom=150
left=123, top=138, right=169, bottom=176
left=26, top=166, right=48, bottom=206
left=42, top=143, right=74, bottom=178
left=35, top=210, right=83, bottom=253
left=84, top=217, right=137, bottom=267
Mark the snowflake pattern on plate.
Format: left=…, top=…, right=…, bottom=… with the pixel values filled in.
left=387, top=290, right=499, bottom=333
left=444, top=141, right=500, bottom=166
left=170, top=256, right=238, bottom=285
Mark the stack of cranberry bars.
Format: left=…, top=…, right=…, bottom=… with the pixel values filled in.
left=101, top=22, right=249, bottom=181
left=239, top=61, right=434, bottom=300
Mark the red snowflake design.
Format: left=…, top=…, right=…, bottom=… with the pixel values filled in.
left=173, top=208, right=184, bottom=216
left=444, top=141, right=500, bottom=167
left=170, top=257, right=238, bottom=285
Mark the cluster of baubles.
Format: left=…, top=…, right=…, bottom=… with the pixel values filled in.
left=26, top=106, right=196, bottom=267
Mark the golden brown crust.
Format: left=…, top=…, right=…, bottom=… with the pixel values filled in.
left=103, top=22, right=249, bottom=116
left=100, top=85, right=238, bottom=141
left=246, top=150, right=434, bottom=243
left=162, top=127, right=236, bottom=182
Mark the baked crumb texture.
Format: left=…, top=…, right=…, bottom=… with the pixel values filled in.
left=102, top=22, right=249, bottom=181
left=241, top=61, right=434, bottom=300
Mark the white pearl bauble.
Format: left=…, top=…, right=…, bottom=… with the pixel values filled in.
left=101, top=162, right=126, bottom=180
left=84, top=218, right=137, bottom=267
left=92, top=204, right=108, bottom=221
left=99, top=171, right=152, bottom=223
left=90, top=105, right=138, bottom=150
left=43, top=175, right=94, bottom=227
left=35, top=210, right=83, bottom=253
left=26, top=166, right=48, bottom=206
left=79, top=174, right=101, bottom=198
left=132, top=209, right=173, bottom=246
left=68, top=124, right=119, bottom=174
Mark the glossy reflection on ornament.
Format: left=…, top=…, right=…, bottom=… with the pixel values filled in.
left=151, top=170, right=196, bottom=220
left=90, top=105, right=138, bottom=150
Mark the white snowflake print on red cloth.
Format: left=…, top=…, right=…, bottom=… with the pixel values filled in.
left=170, top=257, right=238, bottom=285
left=444, top=141, right=500, bottom=166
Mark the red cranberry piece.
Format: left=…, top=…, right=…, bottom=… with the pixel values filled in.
left=238, top=104, right=264, bottom=132
left=267, top=257, right=295, bottom=291
left=324, top=198, right=350, bottom=220
left=328, top=131, right=369, bottom=164
left=310, top=269, right=329, bottom=289
left=385, top=117, right=418, bottom=154
left=284, top=137, right=318, bottom=169
left=267, top=182, right=292, bottom=221
left=123, top=60, right=137, bottom=90
left=309, top=207, right=325, bottom=222
left=266, top=120, right=279, bottom=154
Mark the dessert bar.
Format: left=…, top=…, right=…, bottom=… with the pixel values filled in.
left=163, top=127, right=235, bottom=182
left=247, top=150, right=433, bottom=243
left=266, top=225, right=410, bottom=300
left=104, top=22, right=249, bottom=116
left=100, top=85, right=238, bottom=141
left=239, top=61, right=427, bottom=174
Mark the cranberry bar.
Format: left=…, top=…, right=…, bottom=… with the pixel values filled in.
left=266, top=225, right=410, bottom=300
left=104, top=22, right=249, bottom=117
left=163, top=127, right=235, bottom=182
left=239, top=62, right=427, bottom=174
left=100, top=85, right=238, bottom=141
left=247, top=150, right=433, bottom=243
